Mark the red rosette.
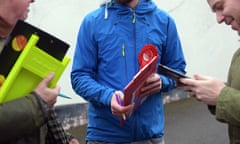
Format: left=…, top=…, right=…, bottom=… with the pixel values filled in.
left=138, top=44, right=158, bottom=69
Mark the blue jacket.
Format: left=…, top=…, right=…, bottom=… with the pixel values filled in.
left=71, top=0, right=186, bottom=142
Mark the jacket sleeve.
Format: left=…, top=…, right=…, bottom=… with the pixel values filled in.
left=160, top=16, right=186, bottom=92
left=71, top=15, right=114, bottom=107
left=0, top=93, right=45, bottom=141
left=215, top=86, right=240, bottom=126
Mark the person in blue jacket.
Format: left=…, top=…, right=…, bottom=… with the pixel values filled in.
left=71, top=0, right=186, bottom=143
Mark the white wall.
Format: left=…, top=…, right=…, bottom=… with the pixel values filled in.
left=27, top=0, right=239, bottom=105
left=156, top=0, right=239, bottom=80
left=27, top=0, right=100, bottom=105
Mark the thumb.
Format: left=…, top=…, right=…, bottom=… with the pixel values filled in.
left=53, top=85, right=61, bottom=94
left=42, top=72, right=55, bottom=84
left=193, top=74, right=209, bottom=80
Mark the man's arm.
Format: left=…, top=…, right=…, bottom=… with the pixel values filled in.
left=0, top=93, right=45, bottom=142
left=216, top=86, right=240, bottom=126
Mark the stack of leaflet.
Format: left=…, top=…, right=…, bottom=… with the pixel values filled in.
left=0, top=20, right=70, bottom=103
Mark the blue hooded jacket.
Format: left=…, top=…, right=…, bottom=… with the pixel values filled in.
left=71, top=0, right=186, bottom=142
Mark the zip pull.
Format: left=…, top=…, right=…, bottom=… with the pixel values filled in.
left=122, top=43, right=125, bottom=57
left=132, top=10, right=136, bottom=24
left=104, top=1, right=108, bottom=19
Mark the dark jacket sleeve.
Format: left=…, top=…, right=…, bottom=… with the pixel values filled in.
left=0, top=93, right=46, bottom=141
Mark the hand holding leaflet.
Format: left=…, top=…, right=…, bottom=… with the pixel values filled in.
left=123, top=44, right=159, bottom=121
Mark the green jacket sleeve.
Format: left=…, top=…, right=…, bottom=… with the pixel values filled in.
left=216, top=86, right=240, bottom=126
left=0, top=93, right=45, bottom=141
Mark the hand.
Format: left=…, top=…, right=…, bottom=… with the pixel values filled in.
left=138, top=73, right=162, bottom=98
left=179, top=74, right=225, bottom=105
left=111, top=91, right=134, bottom=119
left=69, top=138, right=80, bottom=144
left=34, top=72, right=60, bottom=107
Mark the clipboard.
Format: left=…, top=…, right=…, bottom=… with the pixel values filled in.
left=0, top=20, right=70, bottom=103
left=0, top=20, right=69, bottom=80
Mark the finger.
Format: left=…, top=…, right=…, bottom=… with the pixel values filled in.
left=188, top=91, right=196, bottom=97
left=182, top=85, right=194, bottom=92
left=141, top=78, right=161, bottom=92
left=152, top=73, right=159, bottom=81
left=139, top=86, right=159, bottom=98
left=114, top=91, right=125, bottom=101
left=53, top=85, right=61, bottom=94
left=111, top=109, right=123, bottom=117
left=176, top=81, right=185, bottom=87
left=119, top=104, right=134, bottom=117
left=42, top=72, right=55, bottom=84
left=111, top=109, right=117, bottom=115
left=179, top=78, right=195, bottom=86
left=194, top=74, right=209, bottom=80
left=195, top=95, right=202, bottom=102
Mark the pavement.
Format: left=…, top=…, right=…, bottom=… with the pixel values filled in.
left=164, top=97, right=229, bottom=144
left=68, top=97, right=229, bottom=144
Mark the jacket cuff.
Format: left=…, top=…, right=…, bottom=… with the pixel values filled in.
left=32, top=91, right=50, bottom=120
left=215, top=86, right=228, bottom=123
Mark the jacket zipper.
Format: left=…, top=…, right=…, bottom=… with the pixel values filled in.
left=122, top=43, right=125, bottom=57
left=123, top=10, right=137, bottom=84
left=122, top=43, right=128, bottom=82
left=132, top=10, right=137, bottom=74
left=132, top=10, right=136, bottom=24
left=132, top=9, right=137, bottom=141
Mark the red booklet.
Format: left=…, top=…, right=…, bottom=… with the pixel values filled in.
left=124, top=56, right=158, bottom=108
left=123, top=44, right=158, bottom=119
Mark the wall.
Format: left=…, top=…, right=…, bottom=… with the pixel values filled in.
left=157, top=0, right=239, bottom=80
left=27, top=0, right=240, bottom=105
left=27, top=0, right=100, bottom=105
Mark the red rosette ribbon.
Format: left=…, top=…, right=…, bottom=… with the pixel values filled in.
left=138, top=44, right=158, bottom=69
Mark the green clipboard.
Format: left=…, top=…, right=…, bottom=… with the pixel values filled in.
left=0, top=34, right=70, bottom=103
